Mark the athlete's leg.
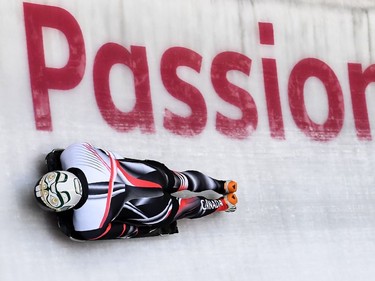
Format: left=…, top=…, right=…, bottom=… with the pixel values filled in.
left=116, top=188, right=237, bottom=228
left=173, top=193, right=238, bottom=221
left=117, top=158, right=237, bottom=197
left=167, top=170, right=237, bottom=195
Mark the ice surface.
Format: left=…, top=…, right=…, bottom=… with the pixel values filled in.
left=1, top=0, right=375, bottom=281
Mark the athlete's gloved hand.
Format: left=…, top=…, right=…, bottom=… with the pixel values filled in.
left=45, top=149, right=64, bottom=171
left=159, top=221, right=178, bottom=235
left=136, top=221, right=179, bottom=238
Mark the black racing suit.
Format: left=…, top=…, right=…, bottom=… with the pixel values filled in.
left=46, top=143, right=229, bottom=240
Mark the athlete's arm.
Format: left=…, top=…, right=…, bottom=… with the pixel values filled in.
left=58, top=212, right=178, bottom=240
left=71, top=222, right=140, bottom=240
left=58, top=214, right=140, bottom=240
left=72, top=222, right=178, bottom=240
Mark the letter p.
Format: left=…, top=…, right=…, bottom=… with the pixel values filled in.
left=23, top=3, right=86, bottom=131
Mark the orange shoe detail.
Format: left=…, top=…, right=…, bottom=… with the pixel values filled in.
left=223, top=193, right=237, bottom=212
left=227, top=193, right=238, bottom=205
left=224, top=180, right=237, bottom=194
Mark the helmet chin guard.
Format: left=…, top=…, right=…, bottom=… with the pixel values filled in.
left=34, top=171, right=82, bottom=212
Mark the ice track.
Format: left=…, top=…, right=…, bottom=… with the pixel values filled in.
left=2, top=1, right=375, bottom=280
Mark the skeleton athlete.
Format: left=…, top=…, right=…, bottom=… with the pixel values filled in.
left=34, top=143, right=238, bottom=241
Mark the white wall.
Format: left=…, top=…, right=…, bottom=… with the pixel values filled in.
left=1, top=1, right=375, bottom=281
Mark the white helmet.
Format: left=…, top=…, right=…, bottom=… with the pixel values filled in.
left=34, top=171, right=82, bottom=212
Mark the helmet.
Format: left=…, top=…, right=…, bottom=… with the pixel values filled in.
left=34, top=171, right=82, bottom=212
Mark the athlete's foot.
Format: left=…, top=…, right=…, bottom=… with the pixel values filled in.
left=224, top=180, right=237, bottom=194
left=223, top=193, right=238, bottom=212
